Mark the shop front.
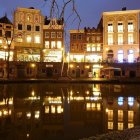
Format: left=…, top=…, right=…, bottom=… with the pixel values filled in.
left=43, top=50, right=62, bottom=62
left=16, top=48, right=40, bottom=62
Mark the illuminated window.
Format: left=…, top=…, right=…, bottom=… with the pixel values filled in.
left=57, top=105, right=63, bottom=113
left=92, top=46, right=95, bottom=51
left=45, top=106, right=49, bottom=113
left=128, top=111, right=134, bottom=122
left=128, top=123, right=134, bottom=128
left=45, top=41, right=49, bottom=48
left=57, top=41, right=62, bottom=49
left=108, top=110, right=113, bottom=121
left=26, top=35, right=32, bottom=43
left=128, top=34, right=133, bottom=44
left=118, top=97, right=123, bottom=106
left=118, top=122, right=123, bottom=130
left=108, top=23, right=113, bottom=32
left=17, top=36, right=23, bottom=42
left=128, top=97, right=134, bottom=106
left=97, top=46, right=101, bottom=51
left=51, top=105, right=55, bottom=113
left=0, top=39, right=2, bottom=44
left=57, top=32, right=62, bottom=38
left=118, top=34, right=123, bottom=44
left=97, top=103, right=101, bottom=111
left=108, top=34, right=113, bottom=45
left=128, top=22, right=133, bottom=32
left=34, top=111, right=40, bottom=119
left=26, top=112, right=31, bottom=119
left=51, top=32, right=56, bottom=38
left=34, top=36, right=40, bottom=43
left=45, top=32, right=49, bottom=38
left=118, top=23, right=123, bottom=32
left=87, top=46, right=91, bottom=51
left=118, top=110, right=123, bottom=121
left=108, top=122, right=113, bottom=130
left=128, top=50, right=134, bottom=63
left=91, top=103, right=96, bottom=110
left=118, top=50, right=123, bottom=63
left=51, top=41, right=56, bottom=48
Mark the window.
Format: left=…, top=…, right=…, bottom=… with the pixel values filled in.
left=26, top=35, right=32, bottom=43
left=97, top=36, right=100, bottom=41
left=51, top=41, right=56, bottom=48
left=128, top=34, right=133, bottom=44
left=45, top=41, right=49, bottom=48
left=5, top=31, right=11, bottom=38
left=128, top=123, right=134, bottom=129
left=108, top=34, right=113, bottom=45
left=128, top=50, right=134, bottom=63
left=118, top=97, right=123, bottom=106
left=34, top=36, right=40, bottom=43
left=108, top=23, right=113, bottom=32
left=6, top=26, right=11, bottom=29
left=118, top=110, right=123, bottom=121
left=128, top=22, right=133, bottom=32
left=97, top=46, right=101, bottom=51
left=27, top=25, right=31, bottom=31
left=17, top=35, right=23, bottom=42
left=0, top=30, right=2, bottom=37
left=45, top=32, right=49, bottom=38
left=118, top=50, right=124, bottom=63
left=128, top=111, right=134, bottom=122
left=118, top=122, right=123, bottom=130
left=128, top=97, right=134, bottom=106
left=51, top=32, right=56, bottom=38
left=0, top=24, right=2, bottom=27
left=108, top=122, right=113, bottom=130
left=92, top=46, right=95, bottom=51
left=87, top=46, right=91, bottom=51
left=0, top=39, right=2, bottom=44
left=18, top=24, right=22, bottom=30
left=118, top=34, right=123, bottom=44
left=78, top=34, right=82, bottom=40
left=57, top=32, right=62, bottom=38
left=57, top=41, right=62, bottom=48
left=35, top=26, right=40, bottom=31
left=118, top=23, right=123, bottom=32
left=108, top=110, right=113, bottom=121
left=72, top=34, right=76, bottom=40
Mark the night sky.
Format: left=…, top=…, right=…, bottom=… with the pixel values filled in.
left=1, top=0, right=140, bottom=29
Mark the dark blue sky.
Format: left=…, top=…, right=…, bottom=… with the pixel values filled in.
left=1, top=0, right=140, bottom=29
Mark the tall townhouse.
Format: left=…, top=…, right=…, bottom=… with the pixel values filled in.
left=13, top=7, right=44, bottom=62
left=43, top=17, right=64, bottom=62
left=69, top=22, right=103, bottom=78
left=69, top=25, right=103, bottom=63
left=103, top=9, right=140, bottom=63
left=0, top=15, right=14, bottom=61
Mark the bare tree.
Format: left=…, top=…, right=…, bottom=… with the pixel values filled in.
left=43, top=0, right=81, bottom=28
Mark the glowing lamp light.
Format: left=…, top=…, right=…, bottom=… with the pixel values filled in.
left=70, top=64, right=74, bottom=68
left=85, top=65, right=90, bottom=69
left=30, top=63, right=36, bottom=68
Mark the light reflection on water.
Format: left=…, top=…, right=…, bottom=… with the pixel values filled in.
left=0, top=83, right=140, bottom=140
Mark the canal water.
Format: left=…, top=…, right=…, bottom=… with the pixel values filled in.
left=0, top=83, right=140, bottom=140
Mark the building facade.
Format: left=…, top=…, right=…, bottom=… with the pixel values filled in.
left=13, top=7, right=44, bottom=62
left=43, top=17, right=64, bottom=62
left=103, top=9, right=140, bottom=63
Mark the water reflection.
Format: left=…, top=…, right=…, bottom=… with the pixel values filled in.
left=0, top=83, right=140, bottom=140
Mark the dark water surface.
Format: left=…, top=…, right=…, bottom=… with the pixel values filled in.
left=0, top=83, right=140, bottom=140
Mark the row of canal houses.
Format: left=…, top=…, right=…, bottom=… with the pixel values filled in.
left=0, top=7, right=140, bottom=78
